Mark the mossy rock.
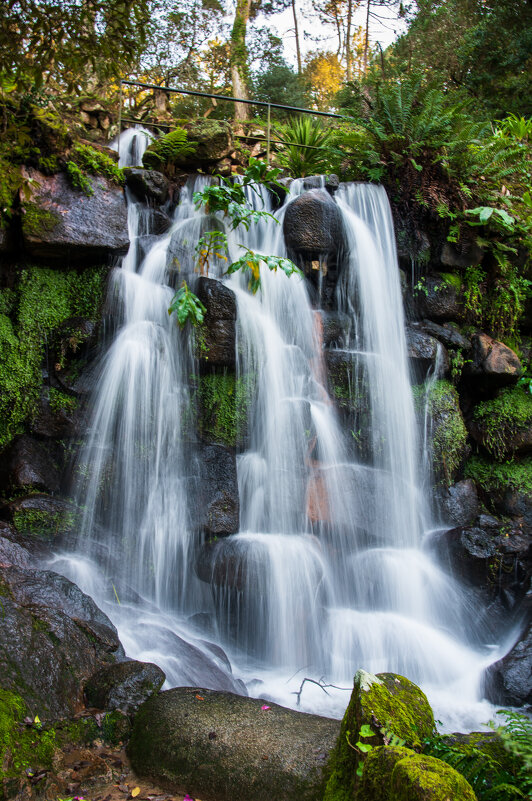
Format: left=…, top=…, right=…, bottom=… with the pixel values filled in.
left=414, top=379, right=469, bottom=485
left=390, top=753, right=476, bottom=800
left=356, top=746, right=416, bottom=801
left=198, top=371, right=252, bottom=447
left=465, top=455, right=532, bottom=500
left=324, top=671, right=435, bottom=801
left=0, top=688, right=56, bottom=791
left=469, top=385, right=532, bottom=459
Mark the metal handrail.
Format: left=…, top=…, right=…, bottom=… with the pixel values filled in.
left=118, top=79, right=349, bottom=162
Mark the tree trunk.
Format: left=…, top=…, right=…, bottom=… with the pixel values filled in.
left=363, top=0, right=370, bottom=73
left=292, top=0, right=302, bottom=74
left=346, top=0, right=353, bottom=80
left=231, top=0, right=251, bottom=121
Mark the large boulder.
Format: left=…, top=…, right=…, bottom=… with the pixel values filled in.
left=21, top=167, right=129, bottom=261
left=196, top=277, right=237, bottom=368
left=0, top=564, right=123, bottom=718
left=128, top=687, right=340, bottom=801
left=283, top=189, right=343, bottom=260
left=419, top=320, right=471, bottom=353
left=123, top=167, right=169, bottom=204
left=2, top=494, right=79, bottom=543
left=84, top=660, right=165, bottom=714
left=435, top=479, right=479, bottom=528
left=415, top=274, right=464, bottom=323
left=324, top=670, right=435, bottom=801
left=484, top=622, right=532, bottom=706
left=406, top=326, right=448, bottom=381
left=465, top=333, right=522, bottom=390
left=194, top=443, right=240, bottom=536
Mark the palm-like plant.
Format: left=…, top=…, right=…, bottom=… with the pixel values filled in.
left=274, top=117, right=337, bottom=178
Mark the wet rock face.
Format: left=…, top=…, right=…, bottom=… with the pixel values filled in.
left=194, top=443, right=240, bottom=536
left=0, top=435, right=62, bottom=494
left=123, top=168, right=169, bottom=204
left=283, top=189, right=343, bottom=258
left=484, top=622, right=532, bottom=706
left=84, top=661, right=166, bottom=714
left=0, top=565, right=123, bottom=718
left=414, top=275, right=465, bottom=323
left=465, top=333, right=522, bottom=389
left=433, top=523, right=531, bottom=612
left=406, top=325, right=448, bottom=381
left=21, top=168, right=129, bottom=261
left=196, top=277, right=237, bottom=369
left=128, top=687, right=339, bottom=801
left=436, top=479, right=479, bottom=528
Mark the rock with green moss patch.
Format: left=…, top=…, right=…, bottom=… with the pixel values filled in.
left=415, top=274, right=465, bottom=323
left=128, top=686, right=339, bottom=801
left=469, top=385, right=532, bottom=459
left=414, top=380, right=469, bottom=485
left=324, top=671, right=435, bottom=801
left=21, top=167, right=128, bottom=260
left=5, top=494, right=79, bottom=543
left=356, top=745, right=416, bottom=801
left=198, top=372, right=252, bottom=447
left=0, top=435, right=61, bottom=494
left=390, top=752, right=476, bottom=800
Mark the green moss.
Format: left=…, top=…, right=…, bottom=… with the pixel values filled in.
left=142, top=128, right=195, bottom=170
left=324, top=671, right=435, bottom=801
left=12, top=506, right=78, bottom=541
left=440, top=271, right=462, bottom=291
left=0, top=158, right=23, bottom=226
left=22, top=201, right=60, bottom=238
left=414, top=379, right=468, bottom=485
left=472, top=385, right=532, bottom=459
left=0, top=689, right=56, bottom=783
left=48, top=387, right=78, bottom=414
left=198, top=371, right=252, bottom=447
left=0, top=265, right=104, bottom=450
left=356, top=746, right=416, bottom=801
left=67, top=143, right=125, bottom=190
left=465, top=455, right=532, bottom=496
left=391, top=753, right=477, bottom=800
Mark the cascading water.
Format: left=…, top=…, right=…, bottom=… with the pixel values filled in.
left=52, top=130, right=509, bottom=731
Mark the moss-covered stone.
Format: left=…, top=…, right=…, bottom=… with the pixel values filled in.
left=390, top=753, right=477, bottom=800
left=324, top=671, right=435, bottom=801
left=21, top=201, right=61, bottom=238
left=470, top=385, right=532, bottom=459
left=356, top=746, right=415, bottom=801
left=465, top=455, right=532, bottom=497
left=0, top=265, right=104, bottom=450
left=0, top=688, right=56, bottom=786
left=414, top=379, right=469, bottom=485
left=198, top=371, right=252, bottom=447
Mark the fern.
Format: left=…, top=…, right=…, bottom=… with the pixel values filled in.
left=142, top=128, right=196, bottom=169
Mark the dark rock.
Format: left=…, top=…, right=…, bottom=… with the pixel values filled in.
left=436, top=479, right=479, bottom=527
left=0, top=436, right=61, bottom=494
left=196, top=277, right=237, bottom=369
left=484, top=622, right=532, bottom=706
left=21, top=167, right=128, bottom=261
left=433, top=524, right=531, bottom=610
left=0, top=536, right=33, bottom=568
left=31, top=389, right=79, bottom=439
left=421, top=320, right=471, bottom=352
left=128, top=687, right=340, bottom=801
left=195, top=443, right=239, bottom=536
left=415, top=275, right=464, bottom=323
left=85, top=660, right=165, bottom=713
left=324, top=350, right=372, bottom=460
left=0, top=224, right=14, bottom=254
left=123, top=168, right=169, bottom=204
left=0, top=565, right=123, bottom=718
left=406, top=325, right=448, bottom=380
left=317, top=311, right=351, bottom=348
left=283, top=189, right=343, bottom=260
left=2, top=494, right=79, bottom=543
left=441, top=240, right=485, bottom=269
left=465, top=333, right=522, bottom=389
left=301, top=174, right=340, bottom=195
left=148, top=208, right=172, bottom=235
left=498, top=489, right=532, bottom=530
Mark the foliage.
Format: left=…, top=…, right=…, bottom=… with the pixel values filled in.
left=142, top=128, right=195, bottom=169
left=423, top=711, right=532, bottom=800
left=0, top=689, right=56, bottom=782
left=227, top=249, right=302, bottom=293
left=195, top=230, right=229, bottom=276
left=472, top=386, right=532, bottom=460
left=168, top=281, right=207, bottom=328
left=275, top=116, right=337, bottom=178
left=252, top=62, right=309, bottom=114
left=303, top=50, right=344, bottom=111
left=198, top=371, right=253, bottom=446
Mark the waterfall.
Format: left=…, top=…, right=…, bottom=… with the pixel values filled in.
left=52, top=132, right=505, bottom=730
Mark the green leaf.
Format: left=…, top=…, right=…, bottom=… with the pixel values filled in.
left=356, top=741, right=373, bottom=753
left=168, top=281, right=206, bottom=329
left=358, top=724, right=374, bottom=738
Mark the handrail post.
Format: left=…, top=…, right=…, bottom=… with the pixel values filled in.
left=117, top=81, right=123, bottom=160
left=266, top=103, right=271, bottom=164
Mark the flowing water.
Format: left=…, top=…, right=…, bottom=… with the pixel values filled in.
left=51, top=130, right=508, bottom=731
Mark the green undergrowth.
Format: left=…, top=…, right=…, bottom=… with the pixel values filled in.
left=0, top=265, right=104, bottom=450
left=413, top=379, right=468, bottom=485
left=465, top=455, right=532, bottom=496
left=142, top=127, right=195, bottom=170
left=198, top=371, right=253, bottom=447
left=12, top=505, right=78, bottom=541
left=66, top=143, right=124, bottom=196
left=472, top=385, right=532, bottom=459
left=0, top=689, right=55, bottom=784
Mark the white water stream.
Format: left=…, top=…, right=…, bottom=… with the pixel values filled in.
left=50, top=129, right=508, bottom=732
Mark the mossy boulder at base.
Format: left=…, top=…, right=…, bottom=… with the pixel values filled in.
left=324, top=670, right=435, bottom=801
left=84, top=660, right=165, bottom=714
left=356, top=746, right=416, bottom=801
left=128, top=686, right=340, bottom=801
left=390, top=753, right=477, bottom=800
left=469, top=385, right=532, bottom=459
left=21, top=167, right=129, bottom=260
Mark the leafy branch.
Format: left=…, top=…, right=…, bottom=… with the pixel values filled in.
left=168, top=281, right=206, bottom=328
